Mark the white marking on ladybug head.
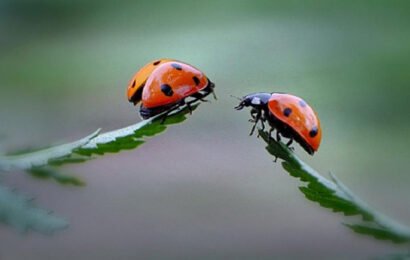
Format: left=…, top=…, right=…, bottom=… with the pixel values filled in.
left=251, top=97, right=261, bottom=105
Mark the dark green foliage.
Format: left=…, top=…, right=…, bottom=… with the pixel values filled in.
left=258, top=129, right=410, bottom=244
left=299, top=186, right=362, bottom=216
left=47, top=153, right=91, bottom=166
left=345, top=224, right=410, bottom=244
left=74, top=105, right=197, bottom=157
left=75, top=138, right=145, bottom=156
left=0, top=184, right=68, bottom=234
left=29, top=167, right=86, bottom=186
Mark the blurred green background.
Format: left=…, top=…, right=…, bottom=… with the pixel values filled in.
left=1, top=0, right=410, bottom=259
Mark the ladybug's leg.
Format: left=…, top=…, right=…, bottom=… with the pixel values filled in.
left=160, top=106, right=178, bottom=124
left=160, top=103, right=183, bottom=124
left=186, top=102, right=193, bottom=114
left=249, top=117, right=260, bottom=136
left=249, top=108, right=258, bottom=122
left=256, top=120, right=265, bottom=138
left=249, top=123, right=257, bottom=136
left=160, top=112, right=169, bottom=124
left=185, top=93, right=209, bottom=114
left=211, top=89, right=217, bottom=100
left=191, top=92, right=210, bottom=103
left=268, top=127, right=274, bottom=138
left=180, top=97, right=196, bottom=115
left=160, top=110, right=172, bottom=124
left=276, top=131, right=281, bottom=142
left=206, top=80, right=217, bottom=100
left=249, top=109, right=261, bottom=136
left=260, top=111, right=267, bottom=131
left=260, top=119, right=265, bottom=131
left=255, top=112, right=267, bottom=138
left=286, top=139, right=295, bottom=151
left=188, top=90, right=214, bottom=106
left=286, top=138, right=293, bottom=146
left=264, top=127, right=274, bottom=145
left=191, top=84, right=215, bottom=103
left=160, top=89, right=212, bottom=124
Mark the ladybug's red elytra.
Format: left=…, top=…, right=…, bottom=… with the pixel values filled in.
left=235, top=92, right=322, bottom=155
left=127, top=58, right=173, bottom=105
left=127, top=59, right=215, bottom=119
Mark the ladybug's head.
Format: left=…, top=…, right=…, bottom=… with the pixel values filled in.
left=234, top=92, right=271, bottom=110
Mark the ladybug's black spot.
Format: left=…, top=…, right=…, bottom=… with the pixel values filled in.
left=153, top=60, right=161, bottom=65
left=299, top=100, right=307, bottom=107
left=309, top=127, right=318, bottom=138
left=161, top=84, right=174, bottom=96
left=283, top=107, right=292, bottom=117
left=131, top=80, right=136, bottom=88
left=171, top=63, right=182, bottom=70
left=193, top=76, right=200, bottom=86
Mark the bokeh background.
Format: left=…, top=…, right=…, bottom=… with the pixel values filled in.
left=1, top=0, right=410, bottom=259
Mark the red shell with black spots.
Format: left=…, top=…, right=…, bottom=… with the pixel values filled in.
left=141, top=61, right=209, bottom=108
left=268, top=93, right=322, bottom=152
left=127, top=58, right=173, bottom=104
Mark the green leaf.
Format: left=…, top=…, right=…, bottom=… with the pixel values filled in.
left=28, top=167, right=86, bottom=186
left=345, top=224, right=409, bottom=244
left=0, top=184, right=68, bottom=234
left=0, top=104, right=198, bottom=172
left=74, top=104, right=197, bottom=157
left=0, top=129, right=100, bottom=172
left=258, top=129, right=410, bottom=244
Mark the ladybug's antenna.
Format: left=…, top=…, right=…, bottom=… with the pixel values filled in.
left=230, top=95, right=242, bottom=101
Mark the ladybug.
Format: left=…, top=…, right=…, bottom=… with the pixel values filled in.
left=235, top=92, right=322, bottom=155
left=127, top=59, right=215, bottom=119
left=127, top=58, right=173, bottom=105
